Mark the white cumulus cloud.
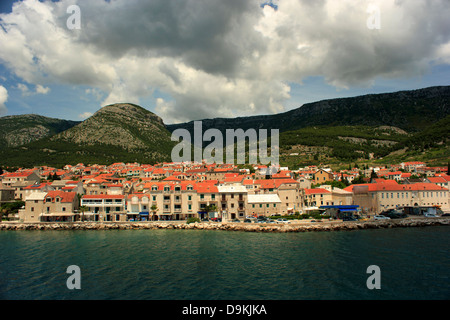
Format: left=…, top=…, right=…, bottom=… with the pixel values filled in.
left=0, top=85, right=8, bottom=116
left=0, top=0, right=449, bottom=123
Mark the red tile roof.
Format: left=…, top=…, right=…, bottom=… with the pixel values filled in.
left=45, top=191, right=77, bottom=203
left=304, top=188, right=331, bottom=195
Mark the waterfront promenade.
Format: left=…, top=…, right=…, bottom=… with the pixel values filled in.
left=1, top=216, right=449, bottom=232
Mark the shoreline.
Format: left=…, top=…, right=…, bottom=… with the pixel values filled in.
left=1, top=217, right=449, bottom=232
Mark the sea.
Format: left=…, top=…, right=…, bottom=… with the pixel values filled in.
left=0, top=226, right=449, bottom=301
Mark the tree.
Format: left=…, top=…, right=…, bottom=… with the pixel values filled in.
left=204, top=204, right=217, bottom=220
left=1, top=200, right=25, bottom=221
left=150, top=204, right=158, bottom=221
left=79, top=205, right=88, bottom=222
left=370, top=169, right=378, bottom=180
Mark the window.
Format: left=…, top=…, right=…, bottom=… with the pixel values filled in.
left=266, top=204, right=269, bottom=208
left=62, top=207, right=66, bottom=212
left=187, top=185, right=193, bottom=191
left=164, top=186, right=170, bottom=192
left=152, top=186, right=157, bottom=191
left=31, top=207, right=34, bottom=212
left=188, top=195, right=192, bottom=201
left=211, top=194, right=215, bottom=200
left=259, top=204, right=262, bottom=208
left=152, top=196, right=156, bottom=201
left=252, top=204, right=255, bottom=208
left=273, top=204, right=276, bottom=207
left=188, top=204, right=192, bottom=210
left=200, top=194, right=204, bottom=200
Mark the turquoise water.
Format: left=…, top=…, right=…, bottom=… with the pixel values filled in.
left=0, top=227, right=449, bottom=300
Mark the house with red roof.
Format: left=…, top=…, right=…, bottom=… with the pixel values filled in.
left=19, top=191, right=79, bottom=223
left=344, top=180, right=449, bottom=213
left=1, top=170, right=40, bottom=187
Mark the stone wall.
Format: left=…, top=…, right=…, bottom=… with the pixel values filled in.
left=1, top=217, right=449, bottom=232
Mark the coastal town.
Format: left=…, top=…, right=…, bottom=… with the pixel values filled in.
left=1, top=160, right=449, bottom=224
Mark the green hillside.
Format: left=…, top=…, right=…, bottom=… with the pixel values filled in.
left=0, top=104, right=176, bottom=168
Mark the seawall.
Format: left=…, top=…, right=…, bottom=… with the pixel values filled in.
left=1, top=217, right=449, bottom=232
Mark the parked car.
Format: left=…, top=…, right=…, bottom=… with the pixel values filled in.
left=424, top=213, right=438, bottom=217
left=374, top=215, right=391, bottom=220
left=343, top=216, right=357, bottom=221
left=244, top=219, right=253, bottom=223
left=380, top=210, right=407, bottom=219
left=276, top=218, right=290, bottom=224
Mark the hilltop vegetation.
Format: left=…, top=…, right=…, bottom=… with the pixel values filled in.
left=0, top=104, right=176, bottom=167
left=0, top=86, right=449, bottom=168
left=0, top=114, right=79, bottom=148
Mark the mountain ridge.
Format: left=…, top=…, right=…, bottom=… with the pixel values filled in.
left=166, top=85, right=450, bottom=134
left=0, top=86, right=449, bottom=168
left=0, top=103, right=175, bottom=167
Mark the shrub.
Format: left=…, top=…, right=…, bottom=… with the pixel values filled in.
left=186, top=217, right=201, bottom=224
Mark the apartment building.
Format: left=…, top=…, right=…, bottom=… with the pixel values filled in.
left=217, top=184, right=247, bottom=220
left=253, top=179, right=302, bottom=214
left=247, top=194, right=282, bottom=217
left=80, top=194, right=126, bottom=222
left=345, top=180, right=449, bottom=213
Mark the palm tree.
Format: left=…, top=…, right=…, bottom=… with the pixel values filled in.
left=78, top=205, right=88, bottom=222
left=150, top=204, right=158, bottom=221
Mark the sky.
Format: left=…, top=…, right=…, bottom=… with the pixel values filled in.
left=0, top=0, right=449, bottom=124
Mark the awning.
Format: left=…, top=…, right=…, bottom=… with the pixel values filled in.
left=139, top=212, right=149, bottom=216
